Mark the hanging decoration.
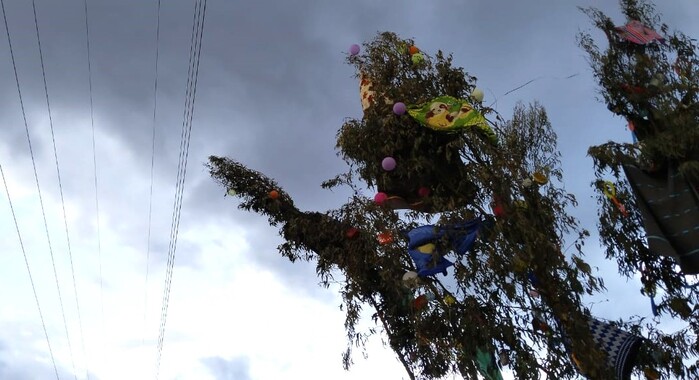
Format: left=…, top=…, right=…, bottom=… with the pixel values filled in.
left=377, top=231, right=394, bottom=245
left=345, top=227, right=359, bottom=239
left=406, top=218, right=482, bottom=277
left=564, top=318, right=644, bottom=380
left=402, top=271, right=419, bottom=288
left=382, top=156, right=397, bottom=171
left=614, top=20, right=665, bottom=45
left=407, top=95, right=496, bottom=144
left=359, top=71, right=392, bottom=112
left=622, top=165, right=699, bottom=274
left=602, top=181, right=629, bottom=218
left=392, top=102, right=407, bottom=115
left=475, top=347, right=504, bottom=380
left=471, top=87, right=485, bottom=103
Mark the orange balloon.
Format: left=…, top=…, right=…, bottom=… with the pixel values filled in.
left=408, top=45, right=419, bottom=55
left=377, top=231, right=394, bottom=245
left=268, top=190, right=280, bottom=199
left=413, top=294, right=428, bottom=311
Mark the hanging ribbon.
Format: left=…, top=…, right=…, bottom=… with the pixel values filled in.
left=649, top=293, right=659, bottom=317
left=640, top=263, right=659, bottom=317
left=602, top=181, right=629, bottom=217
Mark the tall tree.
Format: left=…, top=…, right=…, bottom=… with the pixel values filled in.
left=208, top=29, right=675, bottom=379
left=580, top=0, right=699, bottom=378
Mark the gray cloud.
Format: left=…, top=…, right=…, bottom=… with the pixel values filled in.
left=1, top=2, right=699, bottom=378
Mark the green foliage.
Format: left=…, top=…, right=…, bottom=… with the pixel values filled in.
left=580, top=0, right=699, bottom=378
left=207, top=19, right=698, bottom=378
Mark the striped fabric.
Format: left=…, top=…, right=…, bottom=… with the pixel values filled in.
left=588, top=319, right=643, bottom=380
left=562, top=318, right=643, bottom=380
left=623, top=164, right=699, bottom=274
left=615, top=20, right=664, bottom=45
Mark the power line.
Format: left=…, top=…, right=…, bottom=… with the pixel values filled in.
left=0, top=1, right=59, bottom=378
left=1, top=165, right=60, bottom=380
left=83, top=0, right=105, bottom=363
left=31, top=1, right=86, bottom=379
left=155, top=0, right=207, bottom=377
left=143, top=0, right=162, bottom=347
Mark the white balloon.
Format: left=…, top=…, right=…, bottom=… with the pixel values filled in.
left=402, top=271, right=419, bottom=288
left=471, top=88, right=484, bottom=102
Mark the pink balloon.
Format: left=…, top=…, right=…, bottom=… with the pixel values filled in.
left=374, top=192, right=388, bottom=204
left=349, top=44, right=360, bottom=56
left=382, top=157, right=397, bottom=171
left=392, top=102, right=406, bottom=115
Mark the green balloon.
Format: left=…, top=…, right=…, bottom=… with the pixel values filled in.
left=411, top=52, right=424, bottom=65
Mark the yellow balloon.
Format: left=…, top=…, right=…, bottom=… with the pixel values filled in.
left=532, top=171, right=548, bottom=185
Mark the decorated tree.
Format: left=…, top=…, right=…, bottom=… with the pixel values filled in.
left=208, top=28, right=687, bottom=379
left=579, top=0, right=699, bottom=377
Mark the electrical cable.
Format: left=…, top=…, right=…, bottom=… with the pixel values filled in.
left=0, top=1, right=60, bottom=378
left=154, top=1, right=207, bottom=377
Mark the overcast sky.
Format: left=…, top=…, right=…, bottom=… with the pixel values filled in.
left=1, top=1, right=698, bottom=379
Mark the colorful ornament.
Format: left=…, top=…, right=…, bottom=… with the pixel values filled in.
left=532, top=171, right=548, bottom=185
left=602, top=181, right=629, bottom=217
left=621, top=83, right=646, bottom=95
left=402, top=271, right=419, bottom=288
left=349, top=44, right=360, bottom=56
left=268, top=190, right=280, bottom=199
left=408, top=45, right=420, bottom=55
left=411, top=52, right=424, bottom=65
left=407, top=95, right=496, bottom=144
left=417, top=186, right=431, bottom=197
left=471, top=87, right=484, bottom=102
left=358, top=72, right=392, bottom=112
left=491, top=196, right=506, bottom=218
left=377, top=231, right=394, bottom=245
left=406, top=219, right=482, bottom=277
left=425, top=291, right=436, bottom=301
left=413, top=294, right=428, bottom=311
left=374, top=192, right=388, bottom=204
left=345, top=227, right=359, bottom=239
left=382, top=157, right=397, bottom=171
left=444, top=294, right=456, bottom=305
left=392, top=102, right=407, bottom=115
left=615, top=20, right=665, bottom=45
left=475, top=348, right=505, bottom=380
left=226, top=188, right=236, bottom=196
left=522, top=178, right=533, bottom=188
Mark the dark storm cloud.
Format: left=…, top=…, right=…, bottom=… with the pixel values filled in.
left=201, top=355, right=251, bottom=380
